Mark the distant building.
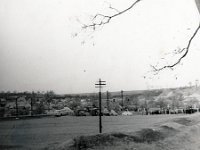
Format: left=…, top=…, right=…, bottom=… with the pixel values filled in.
left=4, top=96, right=31, bottom=117
left=0, top=98, right=6, bottom=107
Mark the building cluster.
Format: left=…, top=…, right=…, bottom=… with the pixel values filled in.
left=1, top=87, right=200, bottom=118
left=0, top=93, right=121, bottom=117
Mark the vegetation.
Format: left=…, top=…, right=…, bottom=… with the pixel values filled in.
left=48, top=113, right=200, bottom=150
left=1, top=85, right=200, bottom=117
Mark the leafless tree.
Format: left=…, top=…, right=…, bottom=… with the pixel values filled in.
left=82, top=0, right=200, bottom=73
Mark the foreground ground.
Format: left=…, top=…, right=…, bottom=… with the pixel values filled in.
left=0, top=114, right=191, bottom=149
left=52, top=113, right=200, bottom=150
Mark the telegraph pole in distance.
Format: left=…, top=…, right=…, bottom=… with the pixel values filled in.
left=121, top=90, right=124, bottom=109
left=106, top=91, right=110, bottom=112
left=31, top=91, right=34, bottom=116
left=95, top=78, right=106, bottom=133
left=15, top=97, right=18, bottom=118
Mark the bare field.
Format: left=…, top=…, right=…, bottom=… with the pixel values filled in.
left=0, top=114, right=187, bottom=149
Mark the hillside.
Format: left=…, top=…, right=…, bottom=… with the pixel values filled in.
left=47, top=113, right=200, bottom=150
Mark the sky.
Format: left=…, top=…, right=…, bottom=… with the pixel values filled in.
left=0, top=0, right=200, bottom=94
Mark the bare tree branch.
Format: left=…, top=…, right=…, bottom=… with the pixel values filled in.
left=151, top=22, right=200, bottom=72
left=196, top=0, right=200, bottom=13
left=82, top=0, right=200, bottom=73
left=83, top=0, right=142, bottom=30
left=109, top=5, right=120, bottom=13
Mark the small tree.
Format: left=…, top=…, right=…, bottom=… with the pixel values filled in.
left=156, top=98, right=168, bottom=109
left=44, top=91, right=55, bottom=110
left=131, top=95, right=141, bottom=110
left=34, top=102, right=45, bottom=114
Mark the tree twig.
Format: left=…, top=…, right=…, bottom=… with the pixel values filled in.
left=151, top=22, right=200, bottom=72
left=83, top=0, right=200, bottom=73
left=83, top=0, right=142, bottom=30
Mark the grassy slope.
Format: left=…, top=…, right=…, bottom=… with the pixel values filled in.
left=48, top=113, right=200, bottom=150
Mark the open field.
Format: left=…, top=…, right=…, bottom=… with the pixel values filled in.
left=0, top=114, right=189, bottom=149
left=54, top=113, right=200, bottom=150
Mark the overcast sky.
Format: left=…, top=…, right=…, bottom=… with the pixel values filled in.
left=0, top=0, right=200, bottom=94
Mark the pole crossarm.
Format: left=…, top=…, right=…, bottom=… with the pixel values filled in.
left=95, top=84, right=106, bottom=85
left=95, top=78, right=106, bottom=133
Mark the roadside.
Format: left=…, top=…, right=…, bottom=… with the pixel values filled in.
left=0, top=114, right=54, bottom=121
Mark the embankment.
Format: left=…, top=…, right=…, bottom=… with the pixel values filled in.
left=47, top=113, right=200, bottom=150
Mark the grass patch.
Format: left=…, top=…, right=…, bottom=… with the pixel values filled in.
left=67, top=127, right=177, bottom=150
left=0, top=145, right=23, bottom=149
left=173, top=118, right=193, bottom=126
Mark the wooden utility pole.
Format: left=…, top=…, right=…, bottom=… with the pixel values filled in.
left=106, top=91, right=110, bottom=112
left=95, top=79, right=106, bottom=133
left=15, top=97, right=18, bottom=117
left=31, top=92, right=34, bottom=116
left=121, top=90, right=124, bottom=109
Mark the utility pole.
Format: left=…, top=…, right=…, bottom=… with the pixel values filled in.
left=121, top=90, right=124, bottom=109
left=95, top=79, right=106, bottom=133
left=195, top=79, right=199, bottom=89
left=31, top=92, right=34, bottom=116
left=106, top=91, right=110, bottom=112
left=15, top=97, right=18, bottom=117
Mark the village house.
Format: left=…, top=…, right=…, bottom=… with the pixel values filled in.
left=4, top=96, right=31, bottom=117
